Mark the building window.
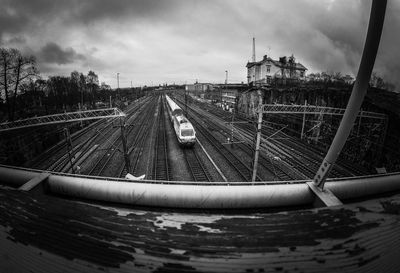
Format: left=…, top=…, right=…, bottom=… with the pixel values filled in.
left=300, top=71, right=304, bottom=77
left=266, top=65, right=271, bottom=73
left=267, top=76, right=272, bottom=84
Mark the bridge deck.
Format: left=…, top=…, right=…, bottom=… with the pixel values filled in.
left=0, top=186, right=399, bottom=273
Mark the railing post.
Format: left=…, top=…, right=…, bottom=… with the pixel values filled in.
left=313, top=0, right=387, bottom=190
left=306, top=0, right=387, bottom=208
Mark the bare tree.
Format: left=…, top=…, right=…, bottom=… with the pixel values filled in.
left=11, top=51, right=38, bottom=120
left=0, top=48, right=38, bottom=121
left=86, top=70, right=99, bottom=107
left=0, top=48, right=14, bottom=119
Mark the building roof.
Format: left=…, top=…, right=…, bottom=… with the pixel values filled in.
left=246, top=55, right=307, bottom=71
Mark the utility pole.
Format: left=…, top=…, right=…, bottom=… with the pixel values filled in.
left=251, top=91, right=263, bottom=182
left=252, top=37, right=256, bottom=62
left=119, top=117, right=131, bottom=174
left=64, top=127, right=75, bottom=174
left=300, top=100, right=307, bottom=140
left=185, top=87, right=188, bottom=115
left=222, top=70, right=228, bottom=107
left=230, top=106, right=235, bottom=146
left=80, top=86, right=84, bottom=127
left=117, top=73, right=120, bottom=90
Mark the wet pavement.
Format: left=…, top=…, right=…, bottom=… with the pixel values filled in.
left=0, top=186, right=399, bottom=273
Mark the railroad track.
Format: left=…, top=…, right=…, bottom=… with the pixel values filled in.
left=174, top=96, right=260, bottom=181
left=185, top=95, right=369, bottom=178
left=181, top=99, right=302, bottom=181
left=31, top=97, right=149, bottom=172
left=296, top=137, right=370, bottom=176
left=275, top=137, right=345, bottom=178
left=233, top=121, right=307, bottom=180
left=184, top=148, right=212, bottom=182
left=118, top=97, right=158, bottom=178
left=82, top=97, right=153, bottom=176
left=152, top=98, right=172, bottom=181
left=88, top=97, right=156, bottom=177
left=188, top=112, right=258, bottom=182
left=87, top=126, right=124, bottom=176
left=29, top=120, right=101, bottom=170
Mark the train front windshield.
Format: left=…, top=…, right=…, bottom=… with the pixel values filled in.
left=181, top=129, right=194, bottom=137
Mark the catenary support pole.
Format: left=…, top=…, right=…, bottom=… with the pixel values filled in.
left=251, top=91, right=263, bottom=182
left=301, top=100, right=307, bottom=140
left=64, top=127, right=75, bottom=174
left=120, top=117, right=131, bottom=174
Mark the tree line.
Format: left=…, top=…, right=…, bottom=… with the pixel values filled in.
left=0, top=47, right=144, bottom=122
left=306, top=71, right=395, bottom=91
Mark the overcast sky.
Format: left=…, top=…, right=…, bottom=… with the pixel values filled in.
left=1, top=0, right=399, bottom=89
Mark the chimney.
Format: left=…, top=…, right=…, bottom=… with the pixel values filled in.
left=279, top=56, right=287, bottom=64
left=252, top=37, right=256, bottom=62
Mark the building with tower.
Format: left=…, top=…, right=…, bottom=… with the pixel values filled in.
left=246, top=54, right=307, bottom=86
left=246, top=37, right=307, bottom=86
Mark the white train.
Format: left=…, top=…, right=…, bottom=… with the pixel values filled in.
left=165, top=95, right=196, bottom=147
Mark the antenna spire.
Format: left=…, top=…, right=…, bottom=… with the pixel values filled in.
left=252, top=37, right=256, bottom=62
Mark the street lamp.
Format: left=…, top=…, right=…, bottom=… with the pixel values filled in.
left=222, top=70, right=228, bottom=106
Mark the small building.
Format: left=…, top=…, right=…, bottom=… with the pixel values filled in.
left=185, top=83, right=214, bottom=99
left=246, top=54, right=307, bottom=86
left=185, top=83, right=213, bottom=93
left=207, top=83, right=247, bottom=111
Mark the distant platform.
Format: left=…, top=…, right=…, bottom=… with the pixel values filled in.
left=0, top=185, right=399, bottom=272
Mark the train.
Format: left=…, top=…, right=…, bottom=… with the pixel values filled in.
left=165, top=95, right=196, bottom=147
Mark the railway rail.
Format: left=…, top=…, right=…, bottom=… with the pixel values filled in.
left=152, top=97, right=172, bottom=181
left=118, top=97, right=158, bottom=178
left=188, top=110, right=259, bottom=182
left=26, top=92, right=373, bottom=183
left=183, top=148, right=212, bottom=182
left=177, top=96, right=303, bottom=181
left=194, top=107, right=302, bottom=181
left=87, top=129, right=121, bottom=176
left=29, top=97, right=150, bottom=173
left=88, top=97, right=155, bottom=177
left=28, top=120, right=102, bottom=170
left=183, top=94, right=371, bottom=179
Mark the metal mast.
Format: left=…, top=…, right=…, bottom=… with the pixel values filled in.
left=252, top=37, right=256, bottom=62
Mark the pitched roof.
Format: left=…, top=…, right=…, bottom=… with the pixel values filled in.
left=246, top=56, right=307, bottom=70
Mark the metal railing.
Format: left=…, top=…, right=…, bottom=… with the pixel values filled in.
left=259, top=104, right=387, bottom=120
left=0, top=108, right=126, bottom=132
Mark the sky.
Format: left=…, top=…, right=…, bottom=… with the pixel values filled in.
left=0, top=0, right=399, bottom=89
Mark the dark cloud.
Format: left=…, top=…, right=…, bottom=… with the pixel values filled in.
left=1, top=0, right=184, bottom=29
left=1, top=35, right=27, bottom=45
left=39, top=42, right=85, bottom=65
left=73, top=0, right=180, bottom=23
left=1, top=0, right=399, bottom=90
left=7, top=36, right=26, bottom=44
left=0, top=5, right=27, bottom=43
